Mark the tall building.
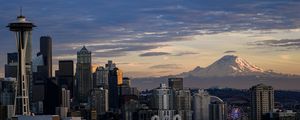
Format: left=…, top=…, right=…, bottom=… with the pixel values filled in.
left=250, top=84, right=274, bottom=120
left=93, top=66, right=109, bottom=89
left=105, top=60, right=116, bottom=70
left=151, top=83, right=181, bottom=120
left=56, top=60, right=74, bottom=97
left=192, top=89, right=211, bottom=120
left=60, top=88, right=70, bottom=109
left=31, top=36, right=54, bottom=114
left=175, top=90, right=192, bottom=120
left=44, top=77, right=60, bottom=114
left=123, top=77, right=131, bottom=87
left=209, top=99, right=226, bottom=120
left=0, top=78, right=16, bottom=106
left=7, top=14, right=36, bottom=115
left=40, top=36, right=52, bottom=78
left=55, top=87, right=70, bottom=119
left=7, top=52, right=18, bottom=64
left=108, top=67, right=123, bottom=111
left=29, top=36, right=52, bottom=114
left=89, top=88, right=109, bottom=117
left=5, top=52, right=18, bottom=78
left=76, top=46, right=93, bottom=103
left=118, top=77, right=139, bottom=109
left=168, top=78, right=183, bottom=90
left=122, top=99, right=139, bottom=120
left=152, top=83, right=173, bottom=110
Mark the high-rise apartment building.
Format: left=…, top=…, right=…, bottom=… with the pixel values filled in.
left=175, top=89, right=192, bottom=120
left=152, top=83, right=173, bottom=110
left=209, top=101, right=226, bottom=120
left=151, top=83, right=181, bottom=120
left=250, top=84, right=274, bottom=120
left=192, top=89, right=211, bottom=120
left=76, top=46, right=92, bottom=103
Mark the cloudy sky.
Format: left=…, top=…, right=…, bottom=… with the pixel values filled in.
left=1, top=0, right=300, bottom=78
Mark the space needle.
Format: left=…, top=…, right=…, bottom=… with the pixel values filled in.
left=7, top=10, right=36, bottom=116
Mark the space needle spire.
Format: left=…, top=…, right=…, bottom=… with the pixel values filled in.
left=7, top=10, right=36, bottom=116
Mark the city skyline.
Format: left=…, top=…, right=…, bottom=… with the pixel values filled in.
left=1, top=0, right=300, bottom=78
left=1, top=1, right=300, bottom=119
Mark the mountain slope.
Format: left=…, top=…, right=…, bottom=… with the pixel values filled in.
left=181, top=55, right=264, bottom=77
left=132, top=55, right=300, bottom=90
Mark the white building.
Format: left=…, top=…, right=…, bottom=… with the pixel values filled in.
left=61, top=88, right=70, bottom=109
left=150, top=83, right=181, bottom=120
left=192, top=89, right=211, bottom=120
left=152, top=83, right=173, bottom=110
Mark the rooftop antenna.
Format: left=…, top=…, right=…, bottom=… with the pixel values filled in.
left=20, top=6, right=22, bottom=16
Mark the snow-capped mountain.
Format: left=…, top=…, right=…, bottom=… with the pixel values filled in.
left=132, top=55, right=300, bottom=90
left=181, top=55, right=264, bottom=77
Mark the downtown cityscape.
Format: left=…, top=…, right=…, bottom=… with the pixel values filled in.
left=1, top=1, right=300, bottom=120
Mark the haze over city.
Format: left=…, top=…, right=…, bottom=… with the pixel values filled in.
left=1, top=0, right=300, bottom=79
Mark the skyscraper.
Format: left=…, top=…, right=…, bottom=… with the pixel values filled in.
left=174, top=90, right=192, bottom=120
left=250, top=84, right=274, bottom=120
left=168, top=78, right=183, bottom=90
left=76, top=46, right=92, bottom=103
left=209, top=101, right=226, bottom=120
left=7, top=14, right=35, bottom=115
left=31, top=36, right=54, bottom=114
left=40, top=36, right=52, bottom=78
left=192, top=89, right=211, bottom=120
left=93, top=66, right=109, bottom=89
left=7, top=52, right=18, bottom=64
left=56, top=60, right=74, bottom=97
left=118, top=77, right=139, bottom=109
left=89, top=88, right=109, bottom=117
left=122, top=77, right=131, bottom=87
left=105, top=60, right=116, bottom=70
left=151, top=83, right=178, bottom=120
left=152, top=83, right=173, bottom=110
left=60, top=88, right=70, bottom=109
left=0, top=78, right=16, bottom=106
left=108, top=67, right=123, bottom=111
left=5, top=52, right=18, bottom=78
left=209, top=96, right=226, bottom=120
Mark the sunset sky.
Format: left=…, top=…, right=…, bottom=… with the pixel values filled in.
left=1, top=0, right=300, bottom=78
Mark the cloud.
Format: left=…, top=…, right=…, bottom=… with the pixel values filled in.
left=2, top=0, right=300, bottom=75
left=224, top=50, right=237, bottom=54
left=249, top=39, right=300, bottom=50
left=172, top=51, right=198, bottom=56
left=139, top=52, right=171, bottom=57
left=149, top=64, right=182, bottom=69
left=139, top=51, right=198, bottom=57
